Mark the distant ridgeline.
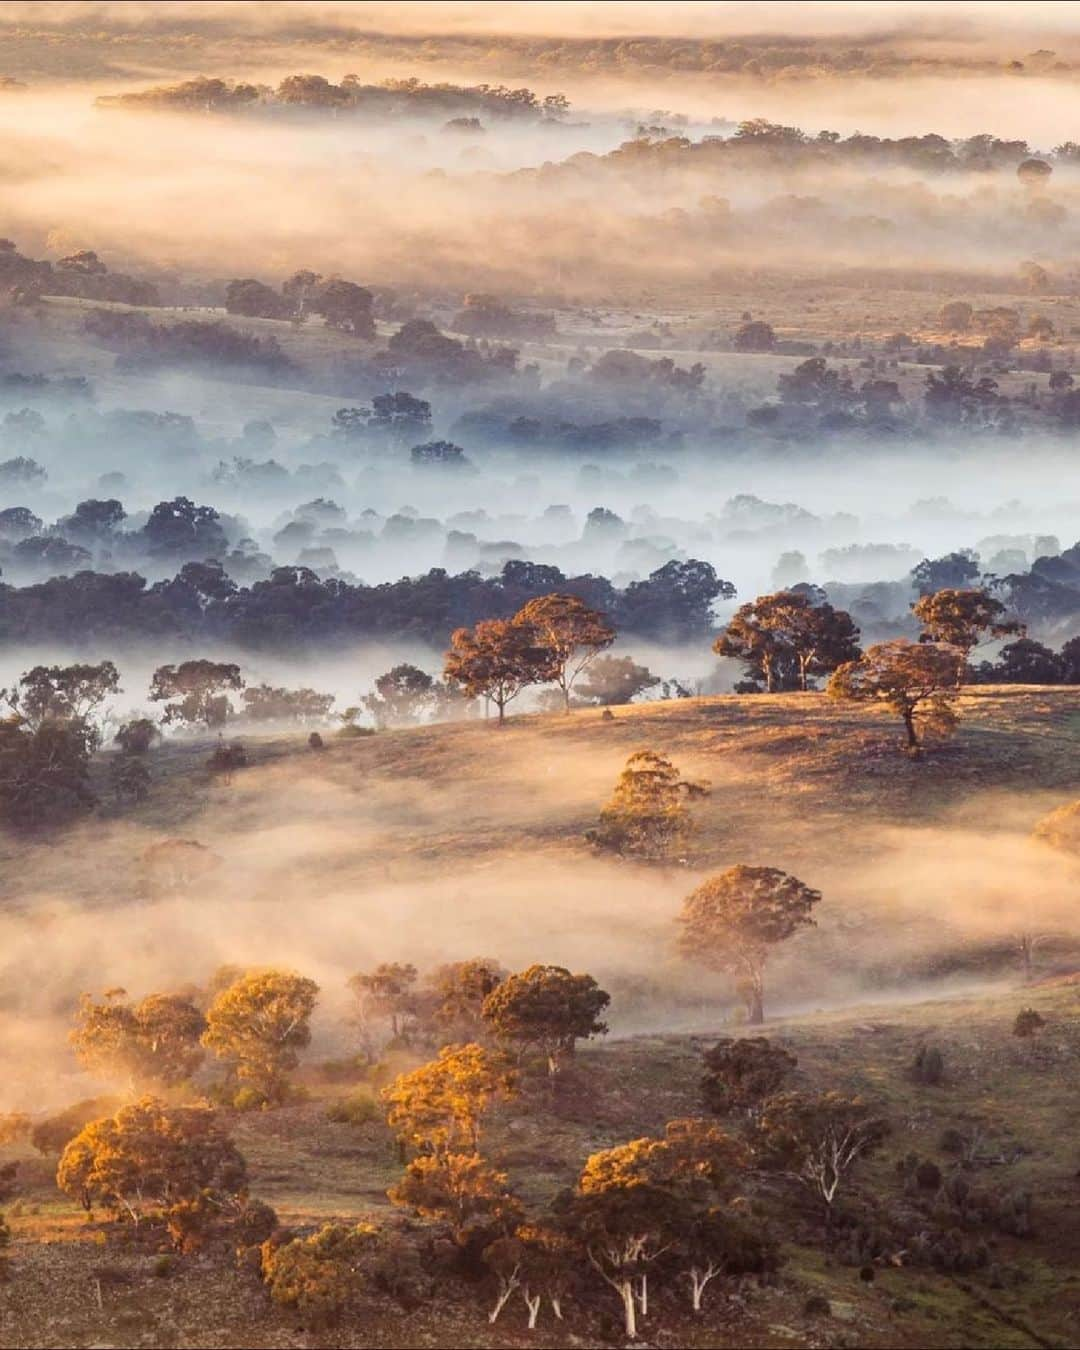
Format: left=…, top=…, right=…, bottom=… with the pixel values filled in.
left=95, top=75, right=571, bottom=122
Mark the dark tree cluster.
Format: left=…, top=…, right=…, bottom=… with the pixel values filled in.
left=98, top=74, right=570, bottom=123
left=0, top=557, right=732, bottom=651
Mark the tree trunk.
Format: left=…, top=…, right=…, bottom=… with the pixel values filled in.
left=902, top=707, right=920, bottom=753
left=620, top=1280, right=637, bottom=1339
left=746, top=969, right=765, bottom=1025
left=496, top=698, right=506, bottom=724
left=524, top=1291, right=541, bottom=1329
left=563, top=684, right=571, bottom=713
left=763, top=656, right=775, bottom=693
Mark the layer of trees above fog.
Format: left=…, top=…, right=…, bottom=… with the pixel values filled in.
left=96, top=75, right=570, bottom=123
left=0, top=556, right=731, bottom=650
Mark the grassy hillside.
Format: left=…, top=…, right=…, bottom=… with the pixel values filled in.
left=0, top=687, right=1079, bottom=1348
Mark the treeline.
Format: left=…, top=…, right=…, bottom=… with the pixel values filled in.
left=605, top=119, right=1066, bottom=177
left=96, top=74, right=570, bottom=122
left=0, top=239, right=159, bottom=306
left=0, top=557, right=731, bottom=650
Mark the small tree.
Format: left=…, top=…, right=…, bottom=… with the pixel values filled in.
left=912, top=587, right=1021, bottom=683
left=481, top=964, right=610, bottom=1077
left=5, top=661, right=120, bottom=738
left=201, top=970, right=319, bottom=1106
left=677, top=866, right=821, bottom=1024
left=261, top=1223, right=374, bottom=1326
left=577, top=654, right=660, bottom=706
left=149, top=660, right=244, bottom=730
left=512, top=594, right=616, bottom=711
left=1032, top=799, right=1080, bottom=856
left=587, top=750, right=708, bottom=861
left=0, top=715, right=96, bottom=825
left=71, top=990, right=205, bottom=1089
left=362, top=664, right=437, bottom=729
left=484, top=1223, right=575, bottom=1328
left=700, top=1037, right=797, bottom=1115
left=567, top=1141, right=687, bottom=1339
left=444, top=619, right=556, bottom=723
left=114, top=718, right=160, bottom=754
left=347, top=962, right=419, bottom=1051
left=755, top=1091, right=889, bottom=1216
left=56, top=1097, right=248, bottom=1247
left=241, top=684, right=334, bottom=723
left=939, top=300, right=973, bottom=332
left=427, top=958, right=504, bottom=1042
left=828, top=639, right=963, bottom=754
left=563, top=1122, right=747, bottom=1339
left=381, top=1043, right=516, bottom=1155
left=389, top=1152, right=520, bottom=1247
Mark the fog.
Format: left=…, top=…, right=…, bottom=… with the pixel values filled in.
left=1, top=718, right=1075, bottom=1113
left=0, top=2, right=1077, bottom=1139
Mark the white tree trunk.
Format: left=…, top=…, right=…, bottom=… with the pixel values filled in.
left=620, top=1280, right=637, bottom=1339
left=488, top=1266, right=520, bottom=1323
left=524, top=1290, right=541, bottom=1329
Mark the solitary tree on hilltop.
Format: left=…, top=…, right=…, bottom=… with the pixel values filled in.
left=677, top=865, right=821, bottom=1024
left=588, top=750, right=708, bottom=861
left=828, top=639, right=963, bottom=754
left=444, top=618, right=555, bottom=723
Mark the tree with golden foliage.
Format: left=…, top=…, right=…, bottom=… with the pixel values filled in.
left=562, top=1119, right=754, bottom=1337
left=389, top=1152, right=521, bottom=1247
left=1032, top=798, right=1080, bottom=857
left=70, top=990, right=205, bottom=1090
left=261, top=1222, right=379, bottom=1326
left=444, top=617, right=556, bottom=723
left=587, top=750, right=708, bottom=861
left=381, top=1043, right=516, bottom=1155
left=56, top=1097, right=247, bottom=1248
left=912, top=587, right=1021, bottom=683
left=481, top=964, right=610, bottom=1077
left=827, top=638, right=962, bottom=754
left=512, top=593, right=615, bottom=711
left=677, top=865, right=821, bottom=1024
left=201, top=970, right=319, bottom=1107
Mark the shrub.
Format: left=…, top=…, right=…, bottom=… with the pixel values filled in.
left=261, top=1223, right=376, bottom=1325
left=701, top=1037, right=797, bottom=1114
left=325, top=1091, right=379, bottom=1126
left=912, top=1045, right=945, bottom=1085
left=1013, top=1008, right=1046, bottom=1038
